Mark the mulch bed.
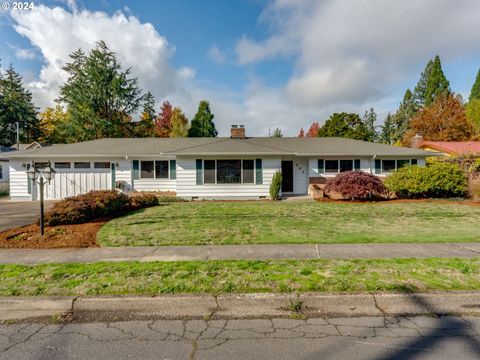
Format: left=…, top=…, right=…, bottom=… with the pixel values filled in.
left=0, top=219, right=106, bottom=249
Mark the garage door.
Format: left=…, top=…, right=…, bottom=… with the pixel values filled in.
left=33, top=169, right=112, bottom=200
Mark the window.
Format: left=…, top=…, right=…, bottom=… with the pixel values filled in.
left=34, top=162, right=49, bottom=169
left=94, top=162, right=110, bottom=169
left=340, top=160, right=353, bottom=172
left=411, top=159, right=418, bottom=165
left=74, top=162, right=90, bottom=169
left=217, top=160, right=241, bottom=184
left=397, top=159, right=410, bottom=169
left=242, top=160, right=254, bottom=183
left=204, top=160, right=216, bottom=184
left=54, top=162, right=71, bottom=169
left=0, top=165, right=2, bottom=179
left=325, top=160, right=339, bottom=173
left=382, top=160, right=396, bottom=173
left=155, top=160, right=168, bottom=179
left=140, top=161, right=154, bottom=178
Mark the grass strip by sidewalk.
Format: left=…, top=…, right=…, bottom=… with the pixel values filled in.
left=1, top=258, right=479, bottom=296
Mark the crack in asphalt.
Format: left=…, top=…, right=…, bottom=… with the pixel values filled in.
left=0, top=316, right=479, bottom=358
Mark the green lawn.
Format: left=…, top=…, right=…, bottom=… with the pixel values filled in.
left=97, top=200, right=480, bottom=246
left=1, top=258, right=479, bottom=296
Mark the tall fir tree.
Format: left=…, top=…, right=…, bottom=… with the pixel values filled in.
left=469, top=69, right=480, bottom=102
left=362, top=108, right=378, bottom=142
left=135, top=91, right=156, bottom=137
left=170, top=107, right=189, bottom=137
left=187, top=100, right=218, bottom=137
left=0, top=63, right=40, bottom=146
left=412, top=59, right=433, bottom=108
left=391, top=89, right=417, bottom=143
left=58, top=41, right=142, bottom=142
left=423, top=55, right=450, bottom=107
left=379, top=113, right=395, bottom=145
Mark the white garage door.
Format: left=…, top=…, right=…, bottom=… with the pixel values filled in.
left=33, top=169, right=112, bottom=200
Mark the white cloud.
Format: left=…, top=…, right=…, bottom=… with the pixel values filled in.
left=7, top=43, right=36, bottom=59
left=10, top=4, right=183, bottom=109
left=236, top=0, right=480, bottom=107
left=208, top=45, right=227, bottom=64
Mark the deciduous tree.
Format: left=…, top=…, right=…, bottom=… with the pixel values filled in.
left=297, top=128, right=305, bottom=137
left=403, top=93, right=474, bottom=144
left=155, top=101, right=173, bottom=137
left=170, top=107, right=189, bottom=137
left=306, top=122, right=320, bottom=137
left=39, top=105, right=69, bottom=143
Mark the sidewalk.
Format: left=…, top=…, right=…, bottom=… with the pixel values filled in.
left=0, top=243, right=479, bottom=264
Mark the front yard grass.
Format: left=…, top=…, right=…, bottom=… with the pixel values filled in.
left=1, top=258, right=479, bottom=296
left=97, top=200, right=480, bottom=246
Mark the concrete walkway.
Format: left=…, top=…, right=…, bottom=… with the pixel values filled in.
left=1, top=243, right=480, bottom=264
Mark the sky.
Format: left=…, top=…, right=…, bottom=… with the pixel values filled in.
left=1, top=0, right=480, bottom=136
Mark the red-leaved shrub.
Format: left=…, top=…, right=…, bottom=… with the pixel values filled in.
left=324, top=171, right=387, bottom=200
left=130, top=193, right=160, bottom=208
left=45, top=190, right=130, bottom=226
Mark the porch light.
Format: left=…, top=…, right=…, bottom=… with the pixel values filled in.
left=27, top=167, right=39, bottom=181
left=43, top=162, right=56, bottom=182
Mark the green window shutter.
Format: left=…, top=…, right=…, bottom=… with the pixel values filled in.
left=132, top=160, right=140, bottom=180
left=111, top=163, right=116, bottom=189
left=27, top=164, right=32, bottom=195
left=354, top=159, right=361, bottom=171
left=169, top=160, right=176, bottom=179
left=255, top=159, right=263, bottom=184
left=374, top=159, right=382, bottom=174
left=196, top=159, right=203, bottom=185
left=411, top=159, right=418, bottom=165
left=318, top=159, right=324, bottom=174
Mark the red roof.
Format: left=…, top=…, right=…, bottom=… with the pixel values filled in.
left=419, top=141, right=480, bottom=154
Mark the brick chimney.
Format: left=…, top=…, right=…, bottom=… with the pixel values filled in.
left=231, top=125, right=246, bottom=139
left=411, top=133, right=424, bottom=148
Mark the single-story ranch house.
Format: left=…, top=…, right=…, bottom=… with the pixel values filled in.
left=6, top=126, right=434, bottom=201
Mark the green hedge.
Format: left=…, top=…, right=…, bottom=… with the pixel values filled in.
left=384, top=163, right=467, bottom=199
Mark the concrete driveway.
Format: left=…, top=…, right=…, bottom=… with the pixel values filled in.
left=0, top=199, right=56, bottom=232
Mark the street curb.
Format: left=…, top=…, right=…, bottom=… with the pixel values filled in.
left=1, top=292, right=480, bottom=321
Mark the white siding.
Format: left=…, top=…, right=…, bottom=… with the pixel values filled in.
left=8, top=161, right=30, bottom=200
left=129, top=158, right=177, bottom=192
left=116, top=160, right=133, bottom=192
left=176, top=156, right=281, bottom=199
left=0, top=161, right=9, bottom=182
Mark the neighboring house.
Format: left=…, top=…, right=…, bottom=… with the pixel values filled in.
left=6, top=126, right=434, bottom=201
left=411, top=133, right=480, bottom=156
left=0, top=143, right=45, bottom=194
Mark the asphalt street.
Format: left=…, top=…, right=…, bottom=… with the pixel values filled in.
left=1, top=316, right=480, bottom=360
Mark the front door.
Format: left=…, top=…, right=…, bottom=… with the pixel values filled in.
left=281, top=161, right=293, bottom=193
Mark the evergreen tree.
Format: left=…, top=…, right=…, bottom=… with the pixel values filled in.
left=170, top=107, right=189, bottom=137
left=271, top=128, right=283, bottom=137
left=412, top=59, right=433, bottom=108
left=58, top=41, right=142, bottom=142
left=0, top=63, right=40, bottom=146
left=317, top=113, right=369, bottom=140
left=469, top=69, right=480, bottom=102
left=379, top=113, right=395, bottom=144
left=362, top=108, right=378, bottom=142
left=424, top=55, right=450, bottom=107
left=135, top=91, right=156, bottom=137
left=391, top=89, right=416, bottom=143
left=187, top=100, right=218, bottom=137
left=465, top=99, right=480, bottom=133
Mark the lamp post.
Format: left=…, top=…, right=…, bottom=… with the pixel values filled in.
left=27, top=161, right=56, bottom=236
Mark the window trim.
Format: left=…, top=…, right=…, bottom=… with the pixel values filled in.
left=378, top=159, right=416, bottom=174
left=139, top=160, right=172, bottom=180
left=319, top=159, right=361, bottom=174
left=201, top=159, right=257, bottom=185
